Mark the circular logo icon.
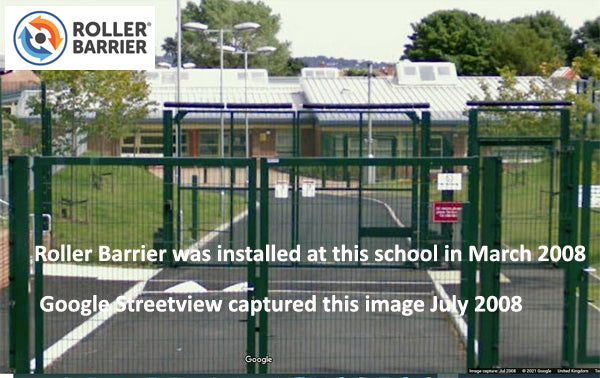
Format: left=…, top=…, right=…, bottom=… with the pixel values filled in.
left=13, top=11, right=67, bottom=66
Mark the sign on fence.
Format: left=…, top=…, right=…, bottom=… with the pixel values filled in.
left=577, top=185, right=600, bottom=208
left=432, top=201, right=463, bottom=223
left=302, top=180, right=316, bottom=198
left=275, top=181, right=288, bottom=199
left=437, top=173, right=462, bottom=191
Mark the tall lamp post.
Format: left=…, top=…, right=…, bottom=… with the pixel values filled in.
left=184, top=21, right=261, bottom=158
left=183, top=21, right=261, bottom=217
left=235, top=46, right=276, bottom=157
left=366, top=61, right=375, bottom=183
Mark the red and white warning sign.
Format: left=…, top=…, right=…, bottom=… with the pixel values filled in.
left=432, top=201, right=463, bottom=223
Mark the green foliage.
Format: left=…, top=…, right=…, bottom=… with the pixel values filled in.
left=510, top=11, right=572, bottom=64
left=568, top=16, right=600, bottom=62
left=51, top=163, right=245, bottom=262
left=86, top=71, right=154, bottom=155
left=476, top=50, right=600, bottom=139
left=29, top=71, right=153, bottom=156
left=404, top=10, right=595, bottom=76
left=402, top=10, right=496, bottom=75
left=490, top=23, right=559, bottom=75
left=572, top=47, right=600, bottom=79
left=162, top=0, right=300, bottom=75
left=343, top=67, right=377, bottom=77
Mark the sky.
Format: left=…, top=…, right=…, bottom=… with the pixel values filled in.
left=1, top=0, right=599, bottom=62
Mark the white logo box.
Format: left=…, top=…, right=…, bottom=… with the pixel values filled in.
left=5, top=6, right=155, bottom=70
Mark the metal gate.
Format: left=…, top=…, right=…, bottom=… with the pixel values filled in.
left=256, top=156, right=496, bottom=373
left=9, top=156, right=260, bottom=374
left=467, top=101, right=581, bottom=368
left=578, top=140, right=600, bottom=365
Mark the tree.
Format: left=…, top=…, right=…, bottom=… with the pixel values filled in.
left=402, top=10, right=497, bottom=75
left=26, top=71, right=153, bottom=219
left=162, top=0, right=300, bottom=75
left=477, top=53, right=600, bottom=139
left=510, top=11, right=572, bottom=64
left=31, top=70, right=153, bottom=156
left=86, top=71, right=153, bottom=155
left=489, top=23, right=560, bottom=75
left=568, top=17, right=600, bottom=62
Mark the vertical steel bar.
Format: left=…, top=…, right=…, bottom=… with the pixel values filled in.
left=258, top=158, right=269, bottom=373
left=479, top=157, right=502, bottom=367
left=419, top=112, right=431, bottom=257
left=290, top=162, right=297, bottom=251
left=577, top=140, right=600, bottom=364
left=463, top=158, right=480, bottom=369
left=577, top=140, right=590, bottom=363
left=230, top=113, right=235, bottom=249
left=176, top=115, right=182, bottom=250
left=33, top=159, right=44, bottom=373
left=8, top=156, right=29, bottom=373
left=41, top=83, right=52, bottom=234
left=246, top=159, right=257, bottom=373
left=358, top=112, right=363, bottom=157
left=411, top=116, right=419, bottom=249
left=558, top=109, right=576, bottom=367
left=163, top=111, right=174, bottom=266
left=191, top=175, right=198, bottom=242
left=548, top=143, right=555, bottom=247
left=468, top=109, right=479, bottom=156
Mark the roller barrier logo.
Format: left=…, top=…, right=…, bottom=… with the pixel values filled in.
left=13, top=11, right=67, bottom=66
left=5, top=6, right=155, bottom=70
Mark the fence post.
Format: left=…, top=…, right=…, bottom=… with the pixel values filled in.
left=9, top=156, right=30, bottom=373
left=418, top=111, right=431, bottom=265
left=463, top=158, right=480, bottom=370
left=258, top=158, right=269, bottom=373
left=577, top=141, right=600, bottom=364
left=191, top=175, right=198, bottom=242
left=479, top=156, right=502, bottom=367
left=558, top=109, right=577, bottom=368
left=246, top=159, right=258, bottom=373
left=163, top=110, right=174, bottom=266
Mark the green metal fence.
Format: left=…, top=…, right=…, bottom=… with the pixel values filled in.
left=11, top=154, right=506, bottom=374
left=257, top=156, right=489, bottom=373
left=467, top=101, right=583, bottom=368
left=10, top=156, right=260, bottom=374
left=578, top=140, right=600, bottom=365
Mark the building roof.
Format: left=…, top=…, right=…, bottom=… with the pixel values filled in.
left=11, top=63, right=562, bottom=124
left=146, top=68, right=303, bottom=121
left=1, top=70, right=41, bottom=105
left=301, top=75, right=546, bottom=124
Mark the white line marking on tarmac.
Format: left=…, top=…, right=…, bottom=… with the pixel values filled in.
left=31, top=201, right=254, bottom=370
left=186, top=204, right=254, bottom=251
left=222, top=282, right=252, bottom=292
left=269, top=280, right=433, bottom=285
left=29, top=269, right=160, bottom=371
left=428, top=270, right=479, bottom=356
left=43, top=264, right=159, bottom=281
left=164, top=280, right=208, bottom=293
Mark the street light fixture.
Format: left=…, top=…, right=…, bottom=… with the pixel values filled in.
left=182, top=20, right=261, bottom=217
left=233, top=45, right=277, bottom=157
left=182, top=20, right=261, bottom=159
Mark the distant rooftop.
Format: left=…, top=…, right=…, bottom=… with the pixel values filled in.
left=147, top=68, right=270, bottom=88
left=394, top=61, right=458, bottom=85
